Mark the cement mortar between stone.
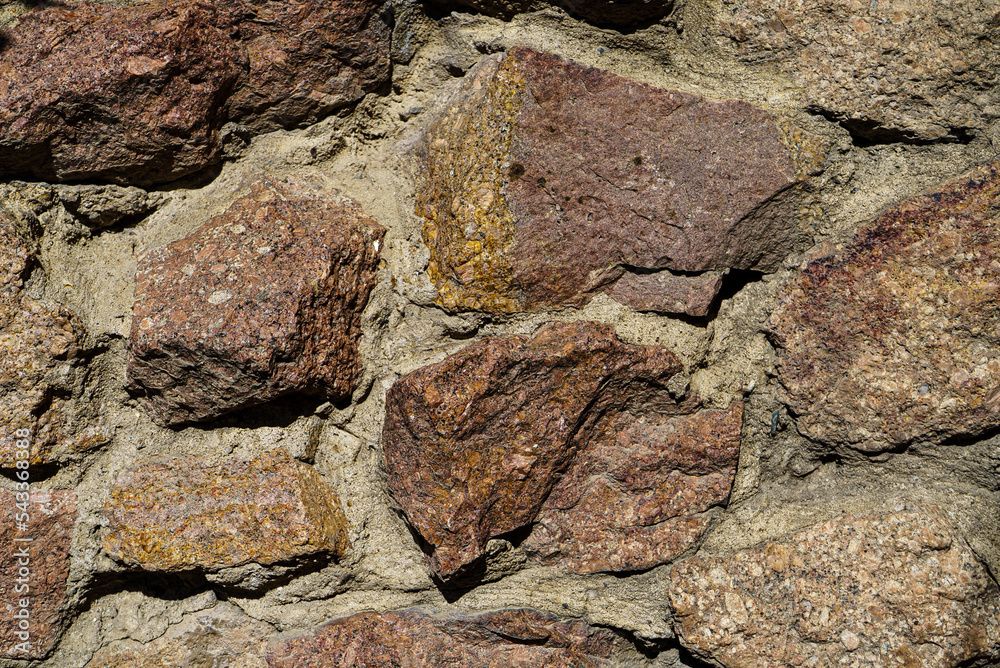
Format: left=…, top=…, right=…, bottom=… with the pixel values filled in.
left=2, top=3, right=999, bottom=667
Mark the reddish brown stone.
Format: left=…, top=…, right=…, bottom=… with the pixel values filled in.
left=604, top=270, right=726, bottom=317
left=0, top=210, right=105, bottom=467
left=103, top=450, right=348, bottom=571
left=668, top=505, right=1000, bottom=668
left=127, top=177, right=385, bottom=427
left=0, top=0, right=390, bottom=185
left=222, top=0, right=391, bottom=133
left=770, top=161, right=1000, bottom=452
left=0, top=490, right=77, bottom=659
left=416, top=47, right=825, bottom=316
left=715, top=0, right=999, bottom=142
left=383, top=321, right=700, bottom=582
left=524, top=402, right=742, bottom=573
left=266, top=608, right=622, bottom=667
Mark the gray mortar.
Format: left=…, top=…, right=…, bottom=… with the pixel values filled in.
left=1, top=1, right=999, bottom=666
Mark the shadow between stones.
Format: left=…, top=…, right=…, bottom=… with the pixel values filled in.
left=807, top=106, right=975, bottom=147
left=81, top=570, right=212, bottom=610
left=182, top=393, right=330, bottom=432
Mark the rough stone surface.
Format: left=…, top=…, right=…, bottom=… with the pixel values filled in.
left=716, top=0, right=1000, bottom=142
left=266, top=608, right=622, bottom=667
left=382, top=320, right=713, bottom=581
left=0, top=490, right=77, bottom=659
left=771, top=160, right=1000, bottom=452
left=425, top=0, right=675, bottom=25
left=0, top=210, right=103, bottom=467
left=55, top=184, right=165, bottom=229
left=86, top=605, right=272, bottom=668
left=523, top=401, right=742, bottom=574
left=416, top=46, right=825, bottom=316
left=127, top=177, right=385, bottom=427
left=605, top=270, right=726, bottom=317
left=668, top=505, right=1000, bottom=668
left=0, top=0, right=390, bottom=185
left=103, top=450, right=349, bottom=571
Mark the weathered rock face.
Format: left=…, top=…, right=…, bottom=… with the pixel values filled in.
left=424, top=0, right=675, bottom=26
left=266, top=608, right=623, bottom=667
left=0, top=0, right=390, bottom=185
left=416, top=47, right=825, bottom=316
left=383, top=321, right=740, bottom=581
left=523, top=402, right=742, bottom=574
left=103, top=450, right=348, bottom=571
left=668, top=505, right=1000, bottom=668
left=771, top=161, right=1000, bottom=452
left=715, top=0, right=999, bottom=142
left=86, top=605, right=272, bottom=668
left=0, top=210, right=103, bottom=467
left=127, top=177, right=385, bottom=427
left=0, top=490, right=77, bottom=659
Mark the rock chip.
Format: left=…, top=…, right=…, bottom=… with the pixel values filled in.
left=0, top=209, right=104, bottom=467
left=424, top=0, right=676, bottom=25
left=0, top=0, right=390, bottom=185
left=770, top=161, right=1000, bottom=452
left=416, top=47, right=825, bottom=316
left=523, top=402, right=742, bottom=573
left=266, top=608, right=623, bottom=667
left=384, top=321, right=738, bottom=582
left=715, top=0, right=999, bottom=142
left=0, top=490, right=77, bottom=659
left=668, top=505, right=1000, bottom=668
left=103, top=450, right=348, bottom=571
left=127, top=177, right=385, bottom=427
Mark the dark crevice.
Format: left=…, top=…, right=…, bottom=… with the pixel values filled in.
left=808, top=106, right=975, bottom=146
left=715, top=268, right=765, bottom=302
left=187, top=393, right=329, bottom=431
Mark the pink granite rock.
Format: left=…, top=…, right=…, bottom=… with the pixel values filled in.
left=715, top=0, right=999, bottom=142
left=524, top=402, right=742, bottom=573
left=0, top=490, right=77, bottom=659
left=127, top=177, right=385, bottom=426
left=771, top=160, right=1000, bottom=452
left=384, top=321, right=740, bottom=581
left=416, top=47, right=826, bottom=316
left=0, top=0, right=390, bottom=185
left=668, top=505, right=1000, bottom=668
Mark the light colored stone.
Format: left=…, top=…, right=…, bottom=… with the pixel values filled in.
left=669, top=505, right=1000, bottom=667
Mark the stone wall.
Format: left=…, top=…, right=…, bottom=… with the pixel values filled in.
left=1, top=0, right=999, bottom=666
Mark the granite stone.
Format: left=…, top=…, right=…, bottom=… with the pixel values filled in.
left=127, top=177, right=385, bottom=427
left=416, top=47, right=825, bottom=316
left=103, top=450, right=348, bottom=571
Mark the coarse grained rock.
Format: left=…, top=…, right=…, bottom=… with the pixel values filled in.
left=0, top=209, right=104, bottom=467
left=0, top=0, right=390, bottom=186
left=0, top=490, right=77, bottom=660
left=127, top=177, right=385, bottom=427
left=266, top=608, right=622, bottom=667
left=103, top=450, right=348, bottom=571
left=668, top=505, right=1000, bottom=668
left=383, top=320, right=698, bottom=582
left=715, top=0, right=1000, bottom=142
left=415, top=46, right=826, bottom=316
left=523, top=401, right=742, bottom=574
left=423, top=0, right=676, bottom=26
left=770, top=160, right=1000, bottom=452
left=221, top=0, right=391, bottom=133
